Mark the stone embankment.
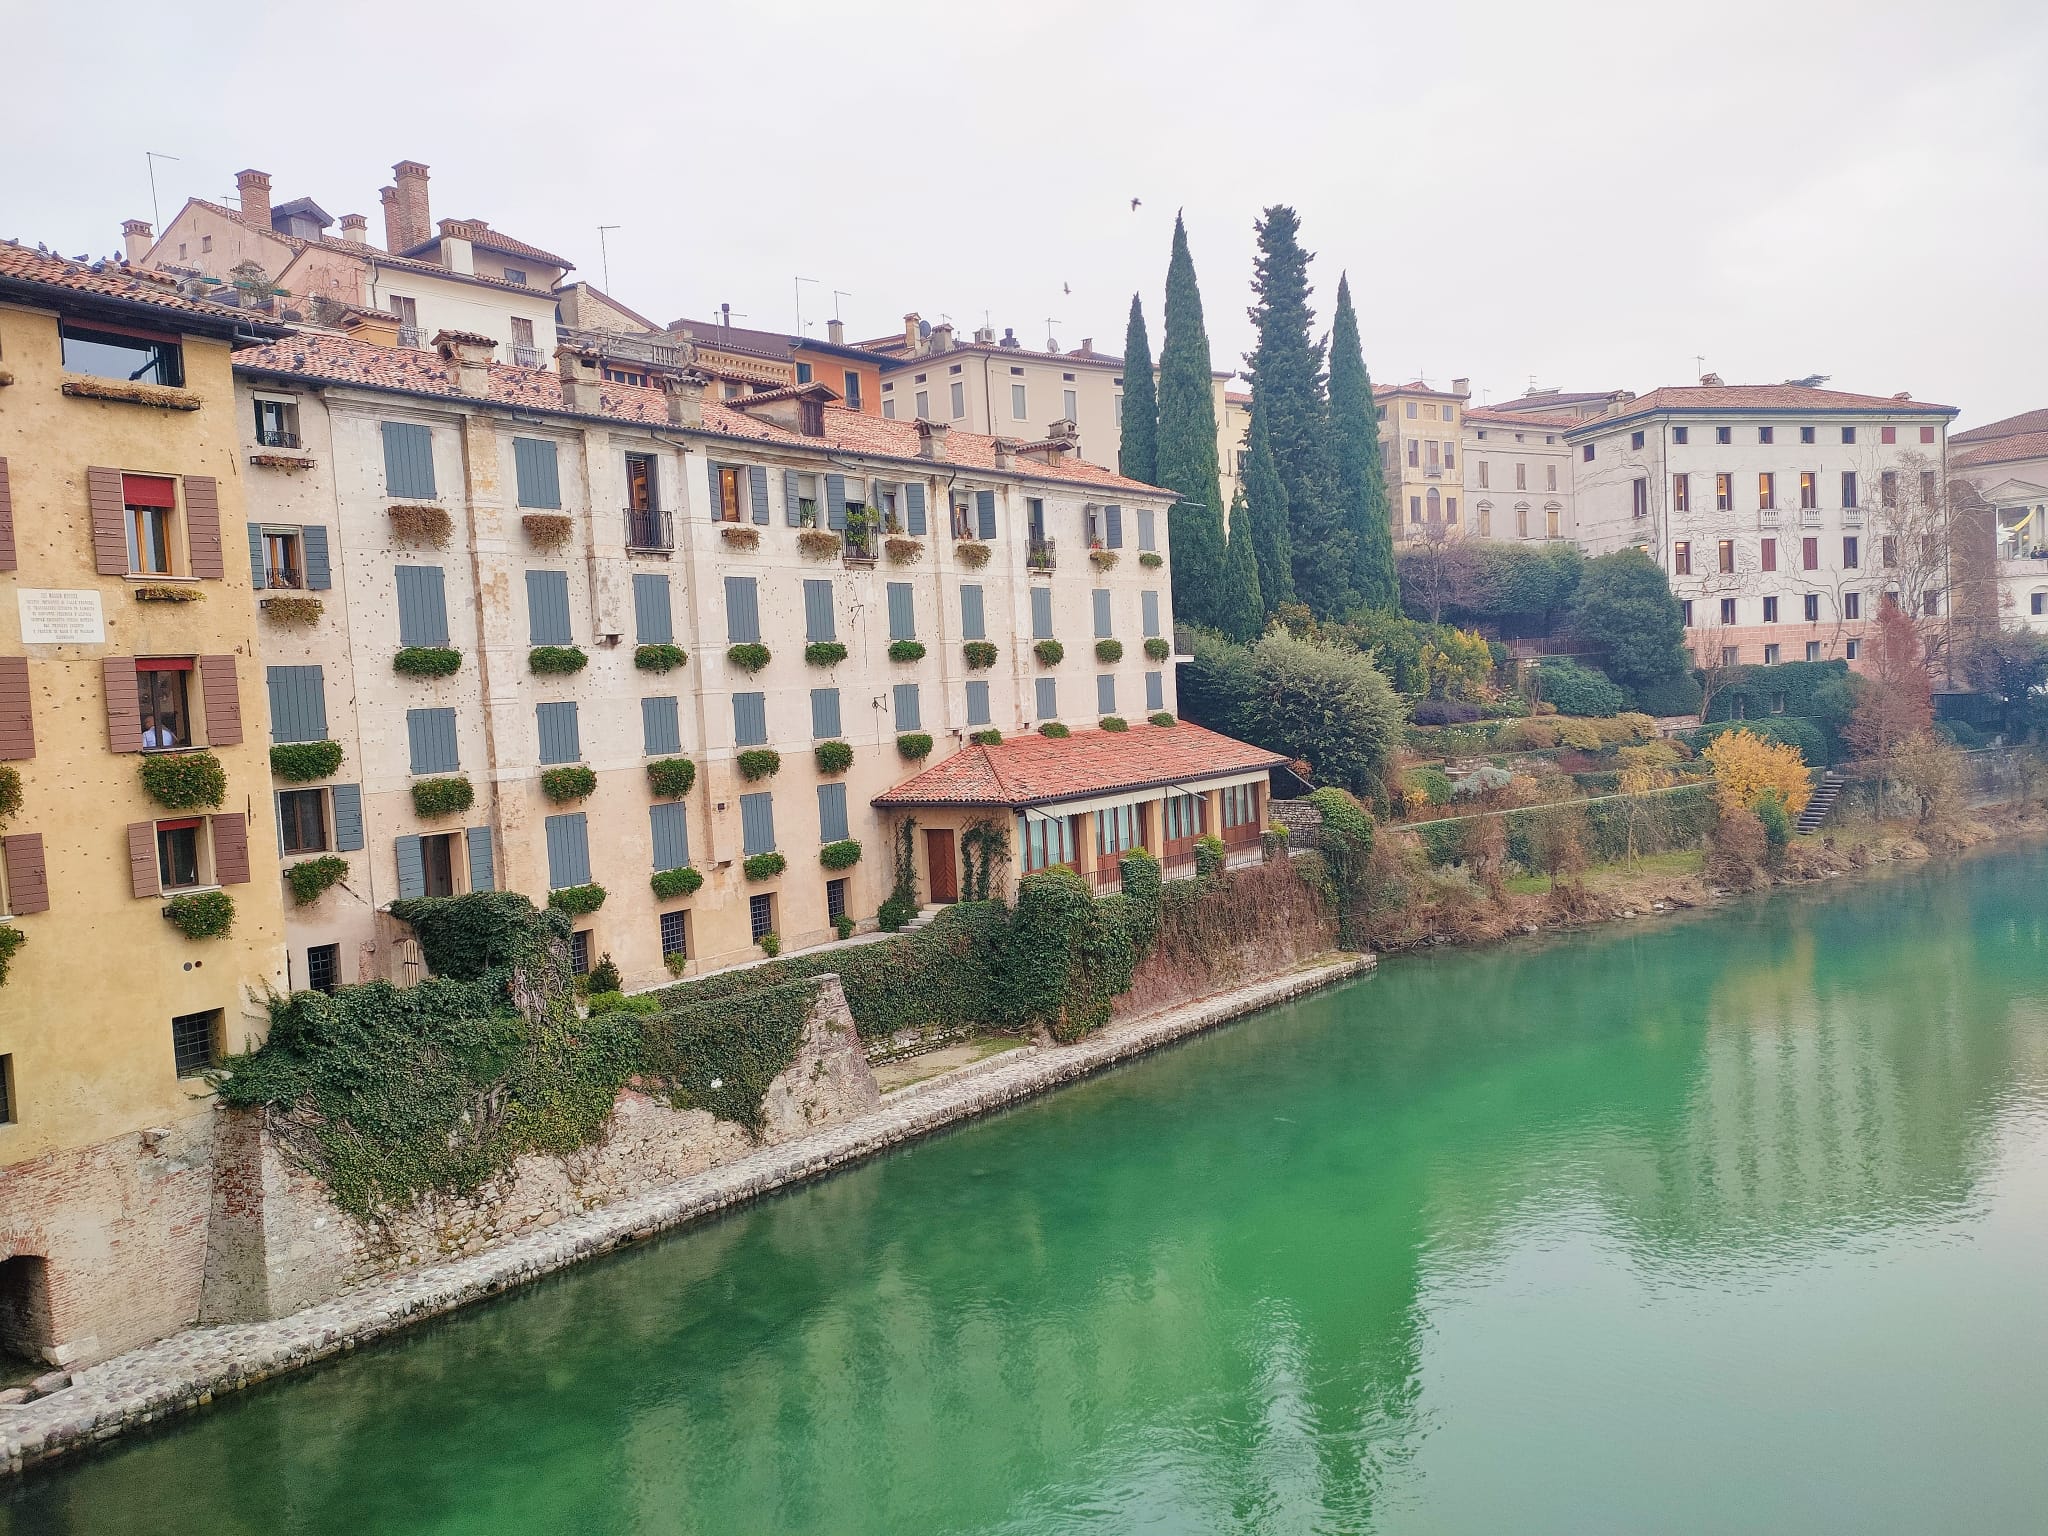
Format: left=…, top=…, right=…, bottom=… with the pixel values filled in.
left=0, top=952, right=1373, bottom=1477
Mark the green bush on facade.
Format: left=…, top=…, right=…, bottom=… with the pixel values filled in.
left=528, top=646, right=588, bottom=676
left=736, top=749, right=782, bottom=781
left=539, top=766, right=597, bottom=803
left=819, top=839, right=862, bottom=871
left=164, top=890, right=235, bottom=940
left=269, top=740, right=344, bottom=782
left=888, top=640, right=927, bottom=663
left=743, top=851, right=786, bottom=881
left=651, top=865, right=703, bottom=900
left=1095, top=639, right=1123, bottom=663
left=141, top=751, right=226, bottom=811
left=804, top=641, right=847, bottom=667
left=1099, top=716, right=1127, bottom=732
left=727, top=643, right=771, bottom=672
left=411, top=775, right=475, bottom=817
left=0, top=764, right=20, bottom=822
left=758, top=931, right=782, bottom=957
left=897, top=733, right=933, bottom=760
left=547, top=882, right=607, bottom=916
left=834, top=914, right=856, bottom=940
left=0, top=925, right=27, bottom=988
left=1194, top=834, right=1227, bottom=879
left=634, top=644, right=687, bottom=674
left=1148, top=712, right=1176, bottom=727
left=962, top=641, right=997, bottom=670
left=286, top=855, right=350, bottom=906
left=1034, top=639, right=1064, bottom=666
left=814, top=741, right=853, bottom=774
left=646, top=758, right=696, bottom=798
left=970, top=728, right=1003, bottom=746
left=1038, top=721, right=1070, bottom=738
left=1139, top=552, right=1164, bottom=569
left=585, top=953, right=622, bottom=996
left=393, top=645, right=462, bottom=679
left=1144, top=637, right=1171, bottom=661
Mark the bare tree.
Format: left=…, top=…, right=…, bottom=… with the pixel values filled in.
left=1404, top=514, right=1462, bottom=624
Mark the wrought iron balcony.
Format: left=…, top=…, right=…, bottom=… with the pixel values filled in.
left=262, top=567, right=304, bottom=591
left=625, top=507, right=673, bottom=551
left=256, top=427, right=301, bottom=449
left=1027, top=536, right=1057, bottom=572
left=507, top=344, right=541, bottom=368
left=398, top=324, right=431, bottom=350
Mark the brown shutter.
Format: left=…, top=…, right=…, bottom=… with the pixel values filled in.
left=87, top=466, right=129, bottom=576
left=0, top=457, right=15, bottom=571
left=0, top=656, right=31, bottom=761
left=103, top=657, right=142, bottom=753
left=210, top=813, right=249, bottom=886
left=198, top=655, right=242, bottom=746
left=128, top=822, right=160, bottom=898
left=183, top=475, right=224, bottom=580
left=2, top=834, right=49, bottom=915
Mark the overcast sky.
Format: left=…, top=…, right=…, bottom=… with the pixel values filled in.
left=8, top=1, right=2043, bottom=427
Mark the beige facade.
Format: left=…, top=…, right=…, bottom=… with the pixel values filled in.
left=1949, top=410, right=2048, bottom=634
left=1375, top=379, right=1471, bottom=540
left=1463, top=406, right=1576, bottom=543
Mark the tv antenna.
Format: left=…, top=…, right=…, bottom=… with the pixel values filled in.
left=597, top=226, right=620, bottom=292
left=145, top=151, right=179, bottom=231
left=794, top=275, right=819, bottom=334
left=832, top=289, right=853, bottom=322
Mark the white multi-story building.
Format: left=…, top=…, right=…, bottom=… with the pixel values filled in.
left=1949, top=407, right=2048, bottom=632
left=1462, top=406, right=1576, bottom=543
left=1567, top=381, right=1959, bottom=670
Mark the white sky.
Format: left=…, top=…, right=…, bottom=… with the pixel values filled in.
left=6, top=0, right=2043, bottom=427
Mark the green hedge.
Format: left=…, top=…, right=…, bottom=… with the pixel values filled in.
left=1531, top=658, right=1625, bottom=717
left=1689, top=716, right=1826, bottom=767
left=393, top=646, right=462, bottom=679
left=140, top=751, right=226, bottom=810
left=269, top=740, right=344, bottom=782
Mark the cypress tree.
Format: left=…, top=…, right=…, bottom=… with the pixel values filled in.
left=1243, top=404, right=1295, bottom=612
left=1118, top=293, right=1157, bottom=486
left=1156, top=213, right=1226, bottom=628
left=1216, top=489, right=1266, bottom=643
left=1328, top=273, right=1397, bottom=611
left=1243, top=205, right=1347, bottom=615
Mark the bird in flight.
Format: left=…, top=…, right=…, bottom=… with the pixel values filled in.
left=1130, top=197, right=1142, bottom=211
left=1063, top=282, right=1071, bottom=295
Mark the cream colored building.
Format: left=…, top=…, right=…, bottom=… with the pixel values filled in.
left=1463, top=406, right=1576, bottom=543
left=1374, top=379, right=1470, bottom=539
left=1949, top=408, right=2048, bottom=633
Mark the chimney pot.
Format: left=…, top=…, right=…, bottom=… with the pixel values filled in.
left=436, top=330, right=497, bottom=395
left=122, top=220, right=154, bottom=264
left=931, top=321, right=954, bottom=354
left=339, top=213, right=368, bottom=245
left=665, top=370, right=710, bottom=429
left=916, top=419, right=950, bottom=461
left=903, top=312, right=921, bottom=351
left=826, top=318, right=844, bottom=345
left=235, top=169, right=273, bottom=231
left=1077, top=337, right=1093, bottom=355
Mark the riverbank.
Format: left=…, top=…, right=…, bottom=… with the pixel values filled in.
left=0, top=951, right=1375, bottom=1478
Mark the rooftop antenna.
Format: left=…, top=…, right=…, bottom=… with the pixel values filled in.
left=1695, top=353, right=1707, bottom=379
left=145, top=151, right=179, bottom=232
left=596, top=225, right=620, bottom=292
left=833, top=289, right=852, bottom=322
left=1045, top=317, right=1063, bottom=348
left=794, top=275, right=818, bottom=334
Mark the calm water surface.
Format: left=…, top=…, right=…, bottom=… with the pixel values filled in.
left=8, top=850, right=2048, bottom=1534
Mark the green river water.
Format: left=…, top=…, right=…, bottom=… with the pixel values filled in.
left=7, top=849, right=2048, bottom=1534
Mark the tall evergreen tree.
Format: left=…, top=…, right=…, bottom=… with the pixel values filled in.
left=1216, top=489, right=1265, bottom=643
left=1242, top=404, right=1295, bottom=612
left=1118, top=293, right=1157, bottom=486
left=1328, top=273, right=1396, bottom=611
left=1156, top=213, right=1226, bottom=628
left=1243, top=205, right=1347, bottom=615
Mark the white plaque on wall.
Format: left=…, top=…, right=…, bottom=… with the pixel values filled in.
left=17, top=588, right=107, bottom=645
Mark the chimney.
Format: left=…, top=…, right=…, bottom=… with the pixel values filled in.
left=916, top=419, right=950, bottom=461
left=999, top=327, right=1021, bottom=349
left=379, top=186, right=402, bottom=252
left=931, top=321, right=954, bottom=353
left=826, top=318, right=844, bottom=345
left=557, top=347, right=604, bottom=413
left=1048, top=418, right=1077, bottom=443
left=436, top=330, right=496, bottom=396
left=903, top=312, right=921, bottom=351
left=1075, top=337, right=1093, bottom=356
left=993, top=439, right=1016, bottom=470
left=665, top=370, right=709, bottom=429
left=339, top=213, right=368, bottom=245
left=235, top=169, right=273, bottom=230
left=389, top=160, right=431, bottom=252
left=1451, top=376, right=1469, bottom=397
left=122, top=220, right=154, bottom=264
left=435, top=219, right=475, bottom=276
left=1698, top=372, right=1723, bottom=387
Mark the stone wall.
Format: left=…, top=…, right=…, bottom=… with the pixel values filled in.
left=198, top=975, right=878, bottom=1323
left=1118, top=858, right=1339, bottom=1019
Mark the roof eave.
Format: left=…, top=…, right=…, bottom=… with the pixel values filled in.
left=0, top=275, right=288, bottom=345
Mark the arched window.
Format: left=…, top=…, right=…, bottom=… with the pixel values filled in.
left=1515, top=501, right=1530, bottom=539
left=1476, top=500, right=1492, bottom=537
left=1425, top=487, right=1441, bottom=522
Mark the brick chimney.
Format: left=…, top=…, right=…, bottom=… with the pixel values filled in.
left=903, top=312, right=921, bottom=351
left=826, top=318, right=844, bottom=345
left=436, top=330, right=496, bottom=396
left=1451, top=376, right=1469, bottom=397
left=386, top=160, right=431, bottom=252
left=557, top=347, right=603, bottom=413
left=916, top=419, right=950, bottom=461
left=122, top=220, right=154, bottom=264
left=235, top=169, right=273, bottom=230
left=993, top=438, right=1016, bottom=471
left=665, top=371, right=710, bottom=429
left=338, top=213, right=368, bottom=245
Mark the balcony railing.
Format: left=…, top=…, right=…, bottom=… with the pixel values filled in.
left=624, top=507, right=673, bottom=551
left=398, top=324, right=430, bottom=350
left=1797, top=508, right=1822, bottom=527
left=262, top=568, right=303, bottom=591
left=256, top=428, right=301, bottom=450
left=842, top=526, right=878, bottom=562
left=1028, top=536, right=1057, bottom=572
left=507, top=344, right=541, bottom=368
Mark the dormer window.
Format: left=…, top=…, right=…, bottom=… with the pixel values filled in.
left=503, top=267, right=528, bottom=286
left=799, top=398, right=825, bottom=436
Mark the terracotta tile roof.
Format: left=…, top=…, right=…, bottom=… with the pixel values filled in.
left=1463, top=406, right=1582, bottom=430
left=1489, top=389, right=1623, bottom=411
left=871, top=722, right=1283, bottom=809
left=1373, top=379, right=1467, bottom=399
left=179, top=199, right=552, bottom=298
left=0, top=242, right=285, bottom=332
left=232, top=331, right=1168, bottom=493
left=402, top=222, right=571, bottom=271
left=1569, top=384, right=1957, bottom=432
left=1225, top=390, right=1253, bottom=405
left=1953, top=407, right=2048, bottom=446
left=1954, top=430, right=2048, bottom=471
left=724, top=381, right=840, bottom=408
left=868, top=338, right=1126, bottom=372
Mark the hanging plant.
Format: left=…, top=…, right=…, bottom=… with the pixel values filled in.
left=720, top=524, right=761, bottom=550
left=286, top=854, right=350, bottom=906
left=743, top=851, right=786, bottom=881
left=888, top=639, right=927, bottom=663
left=819, top=839, right=863, bottom=871
left=1148, top=711, right=1177, bottom=727
left=954, top=541, right=992, bottom=568
left=651, top=865, right=704, bottom=900
left=1099, top=716, right=1128, bottom=732
left=1138, top=551, right=1164, bottom=569
left=804, top=641, right=847, bottom=667
left=896, top=732, right=934, bottom=761
left=647, top=757, right=697, bottom=797
left=1034, top=639, right=1064, bottom=666
left=163, top=890, right=235, bottom=940
left=0, top=765, right=23, bottom=822
left=1090, top=549, right=1120, bottom=571
left=814, top=740, right=853, bottom=774
left=1144, top=637, right=1171, bottom=661
left=885, top=536, right=924, bottom=565
left=548, top=882, right=608, bottom=916
left=970, top=728, right=1003, bottom=746
left=394, top=645, right=462, bottom=678
left=540, top=765, right=597, bottom=802
left=269, top=740, right=344, bottom=782
left=528, top=645, right=588, bottom=675
left=388, top=505, right=452, bottom=546
left=134, top=584, right=203, bottom=604
left=1038, top=722, right=1070, bottom=738
left=140, top=751, right=226, bottom=811
left=263, top=595, right=324, bottom=626
left=798, top=529, right=842, bottom=560
left=521, top=512, right=574, bottom=553
left=726, top=643, right=770, bottom=672
left=411, top=776, right=474, bottom=817
left=0, top=925, right=24, bottom=988
left=736, top=748, right=782, bottom=782
left=634, top=643, right=687, bottom=673
left=962, top=641, right=997, bottom=670
left=1095, top=639, right=1124, bottom=663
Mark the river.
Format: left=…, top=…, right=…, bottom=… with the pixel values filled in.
left=7, top=849, right=2048, bottom=1534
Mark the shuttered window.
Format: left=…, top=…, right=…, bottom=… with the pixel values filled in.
left=725, top=576, right=761, bottom=643
left=536, top=701, right=580, bottom=764
left=816, top=782, right=849, bottom=843
left=1031, top=586, right=1053, bottom=639
left=211, top=813, right=250, bottom=886
left=975, top=489, right=996, bottom=540
left=1093, top=589, right=1113, bottom=638
left=1104, top=504, right=1123, bottom=549
left=1137, top=508, right=1156, bottom=551
left=1145, top=671, right=1164, bottom=712
left=642, top=696, right=681, bottom=755
left=1141, top=591, right=1161, bottom=637
left=1035, top=677, right=1058, bottom=720
left=512, top=437, right=561, bottom=509
left=803, top=579, right=836, bottom=642
left=894, top=683, right=921, bottom=731
left=733, top=692, right=768, bottom=747
left=321, top=783, right=362, bottom=852
left=739, top=792, right=776, bottom=856
left=382, top=421, right=436, bottom=498
left=526, top=569, right=572, bottom=645
left=1097, top=674, right=1117, bottom=715
left=266, top=665, right=328, bottom=744
left=395, top=565, right=449, bottom=646
left=960, top=584, right=986, bottom=640
left=748, top=465, right=770, bottom=525
left=0, top=457, right=15, bottom=573
left=650, top=802, right=691, bottom=870
left=784, top=469, right=805, bottom=527
left=406, top=707, right=459, bottom=773
left=0, top=656, right=35, bottom=762
left=467, top=825, right=495, bottom=892
left=905, top=482, right=928, bottom=536
left=2, top=833, right=49, bottom=915
left=544, top=812, right=591, bottom=889
left=825, top=473, right=848, bottom=530
left=633, top=573, right=673, bottom=645
left=966, top=680, right=991, bottom=726
left=811, top=687, right=842, bottom=739
left=886, top=582, right=916, bottom=641
left=302, top=524, right=331, bottom=590
left=198, top=655, right=243, bottom=746
left=393, top=834, right=424, bottom=899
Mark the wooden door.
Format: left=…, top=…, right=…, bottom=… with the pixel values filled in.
left=925, top=828, right=958, bottom=904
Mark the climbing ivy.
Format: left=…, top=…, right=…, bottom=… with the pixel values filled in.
left=164, top=890, right=235, bottom=939
left=0, top=926, right=25, bottom=988
left=286, top=855, right=350, bottom=906
left=959, top=817, right=1010, bottom=902
left=877, top=818, right=920, bottom=930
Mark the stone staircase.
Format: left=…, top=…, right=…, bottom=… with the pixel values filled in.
left=1796, top=773, right=1846, bottom=834
left=899, top=904, right=945, bottom=932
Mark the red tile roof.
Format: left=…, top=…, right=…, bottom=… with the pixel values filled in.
left=1373, top=379, right=1465, bottom=399
left=1570, top=384, right=1956, bottom=431
left=1954, top=430, right=2048, bottom=471
left=1953, top=407, right=2048, bottom=446
left=0, top=242, right=285, bottom=332
left=871, top=723, right=1283, bottom=809
left=176, top=199, right=553, bottom=297
left=402, top=222, right=571, bottom=271
left=233, top=332, right=1167, bottom=493
left=1463, top=406, right=1582, bottom=430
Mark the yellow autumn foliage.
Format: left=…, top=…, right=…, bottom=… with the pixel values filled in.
left=1702, top=728, right=1812, bottom=818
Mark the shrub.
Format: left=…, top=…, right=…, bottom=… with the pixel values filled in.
left=1411, top=698, right=1481, bottom=725
left=269, top=740, right=343, bottom=782
left=727, top=643, right=771, bottom=672
left=834, top=914, right=856, bottom=940
left=1494, top=717, right=1560, bottom=752
left=385, top=891, right=540, bottom=978
left=1099, top=716, right=1128, bottom=732
left=528, top=645, right=587, bottom=676
left=1936, top=719, right=1990, bottom=750
left=1143, top=637, right=1171, bottom=661
left=759, top=931, right=782, bottom=957
left=521, top=513, right=574, bottom=554
left=1246, top=630, right=1405, bottom=798
left=1702, top=729, right=1812, bottom=817
left=634, top=643, right=687, bottom=673
left=0, top=925, right=23, bottom=988
left=962, top=641, right=998, bottom=669
left=1148, top=712, right=1176, bottom=727
left=1553, top=717, right=1604, bottom=750
left=1403, top=764, right=1453, bottom=807
left=549, top=883, right=607, bottom=916
left=540, top=766, right=597, bottom=803
left=651, top=865, right=703, bottom=900
left=393, top=645, right=463, bottom=679
left=1532, top=658, right=1626, bottom=718
left=820, top=839, right=863, bottom=870
left=1095, top=639, right=1124, bottom=663
left=1568, top=549, right=1696, bottom=710
left=1706, top=803, right=1769, bottom=890
left=585, top=952, right=622, bottom=996
left=736, top=749, right=781, bottom=782
left=885, top=537, right=924, bottom=565
left=1038, top=722, right=1070, bottom=738
left=0, top=765, right=20, bottom=822
left=163, top=890, right=235, bottom=940
left=743, top=851, right=786, bottom=881
left=647, top=758, right=696, bottom=798
left=1755, top=790, right=1792, bottom=861
left=140, top=751, right=226, bottom=810
left=897, top=732, right=934, bottom=760
left=1034, top=639, right=1065, bottom=666
left=970, top=728, right=1003, bottom=746
left=804, top=641, right=847, bottom=667
left=1690, top=716, right=1826, bottom=767
left=387, top=504, right=451, bottom=545
left=888, top=639, right=927, bottom=663
left=285, top=855, right=350, bottom=906
left=1139, top=551, right=1164, bottom=568
left=814, top=740, right=853, bottom=774
left=954, top=541, right=992, bottom=568
left=1194, top=834, right=1227, bottom=879
left=411, top=776, right=475, bottom=817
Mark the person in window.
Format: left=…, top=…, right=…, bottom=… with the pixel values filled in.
left=141, top=713, right=169, bottom=749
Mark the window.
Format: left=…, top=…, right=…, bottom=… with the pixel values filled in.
left=513, top=438, right=561, bottom=509
left=1799, top=472, right=1817, bottom=510
left=171, top=1009, right=220, bottom=1078
left=1426, top=487, right=1440, bottom=522
left=1721, top=646, right=1741, bottom=667
left=749, top=893, right=775, bottom=941
left=1516, top=504, right=1529, bottom=538
left=739, top=792, right=776, bottom=857
left=259, top=527, right=303, bottom=590
left=1921, top=469, right=1938, bottom=505
left=733, top=692, right=768, bottom=747
left=1631, top=479, right=1648, bottom=519
left=823, top=876, right=849, bottom=926
left=570, top=930, right=591, bottom=976
left=1882, top=536, right=1897, bottom=568
left=1547, top=505, right=1560, bottom=539
left=1846, top=639, right=1860, bottom=660
left=253, top=397, right=300, bottom=449
left=725, top=576, right=761, bottom=643
left=1844, top=592, right=1861, bottom=620
left=1798, top=425, right=1815, bottom=444
left=1719, top=598, right=1737, bottom=625
left=1478, top=462, right=1490, bottom=488
left=1672, top=426, right=1689, bottom=444
left=395, top=564, right=449, bottom=646
left=2036, top=593, right=2046, bottom=618
left=966, top=680, right=991, bottom=726
left=1758, top=472, right=1776, bottom=510
left=1761, top=537, right=1777, bottom=572
left=1680, top=599, right=1694, bottom=627
left=1880, top=471, right=1899, bottom=510
left=882, top=398, right=896, bottom=419
left=1802, top=538, right=1819, bottom=572
left=1881, top=425, right=1897, bottom=445
left=886, top=581, right=916, bottom=641
left=381, top=421, right=436, bottom=499
left=123, top=474, right=178, bottom=575
left=1020, top=814, right=1075, bottom=872
left=1408, top=440, right=1420, bottom=469
left=1012, top=382, right=1028, bottom=419
left=0, top=1056, right=11, bottom=1125
left=1841, top=471, right=1858, bottom=509
left=1764, top=644, right=1780, bottom=664
left=1145, top=670, right=1164, bottom=712
left=1758, top=426, right=1774, bottom=445
left=1842, top=426, right=1857, bottom=445
left=420, top=832, right=457, bottom=897
left=1716, top=426, right=1732, bottom=444
left=1718, top=539, right=1735, bottom=574
left=61, top=322, right=183, bottom=387
left=1516, top=462, right=1527, bottom=490
left=1631, top=430, right=1645, bottom=450
left=1546, top=464, right=1557, bottom=491
left=1716, top=474, right=1733, bottom=512
left=1477, top=503, right=1492, bottom=536
left=1410, top=496, right=1421, bottom=524
left=950, top=381, right=965, bottom=418
left=1221, top=782, right=1259, bottom=829
left=1804, top=593, right=1820, bottom=622
left=1405, top=401, right=1417, bottom=419
left=642, top=696, right=681, bottom=756
left=1923, top=590, right=1941, bottom=617
left=536, top=701, right=579, bottom=765
left=843, top=371, right=862, bottom=411
left=136, top=660, right=193, bottom=750
left=1063, top=389, right=1077, bottom=421
left=278, top=789, right=327, bottom=855
left=1763, top=596, right=1778, bottom=623
left=660, top=910, right=689, bottom=962
left=1096, top=803, right=1142, bottom=858
left=1920, top=425, right=1936, bottom=445
left=157, top=818, right=203, bottom=891
left=1843, top=536, right=1859, bottom=569
left=1035, top=676, right=1058, bottom=721
left=716, top=465, right=745, bottom=522
left=914, top=390, right=929, bottom=419
left=306, top=943, right=340, bottom=995
left=811, top=687, right=842, bottom=739
left=1807, top=642, right=1822, bottom=661
left=1674, top=541, right=1692, bottom=576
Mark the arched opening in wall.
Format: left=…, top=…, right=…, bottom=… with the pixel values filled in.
left=0, top=1255, right=54, bottom=1372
